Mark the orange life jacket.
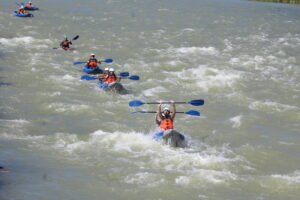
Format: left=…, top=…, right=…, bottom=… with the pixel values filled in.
left=19, top=9, right=25, bottom=14
left=26, top=4, right=33, bottom=8
left=160, top=118, right=174, bottom=130
left=105, top=75, right=117, bottom=84
left=87, top=59, right=97, bottom=68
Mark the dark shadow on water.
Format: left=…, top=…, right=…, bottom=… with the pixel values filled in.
left=250, top=0, right=300, bottom=4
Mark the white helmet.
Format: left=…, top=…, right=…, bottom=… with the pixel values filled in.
left=109, top=68, right=114, bottom=72
left=104, top=68, right=109, bottom=71
left=90, top=53, right=95, bottom=56
left=21, top=5, right=24, bottom=8
left=163, top=107, right=170, bottom=112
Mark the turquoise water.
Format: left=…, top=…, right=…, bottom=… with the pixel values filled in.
left=1, top=0, right=300, bottom=199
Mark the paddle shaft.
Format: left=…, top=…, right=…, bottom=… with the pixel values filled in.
left=143, top=102, right=188, bottom=105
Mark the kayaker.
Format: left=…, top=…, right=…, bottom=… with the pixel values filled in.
left=25, top=1, right=33, bottom=8
left=60, top=36, right=72, bottom=50
left=87, top=54, right=101, bottom=69
left=18, top=6, right=25, bottom=14
left=98, top=68, right=109, bottom=82
left=104, top=68, right=119, bottom=84
left=155, top=101, right=176, bottom=131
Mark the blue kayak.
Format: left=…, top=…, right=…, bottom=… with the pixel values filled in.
left=13, top=11, right=33, bottom=17
left=24, top=7, right=39, bottom=11
left=98, top=81, right=127, bottom=94
left=83, top=65, right=103, bottom=74
left=153, top=129, right=186, bottom=148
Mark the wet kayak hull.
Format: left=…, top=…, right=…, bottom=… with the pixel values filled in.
left=98, top=81, right=127, bottom=94
left=13, top=11, right=34, bottom=17
left=153, top=129, right=186, bottom=148
left=83, top=65, right=103, bottom=74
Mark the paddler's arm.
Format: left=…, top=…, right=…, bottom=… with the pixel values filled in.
left=157, top=101, right=163, bottom=119
left=170, top=100, right=176, bottom=120
left=155, top=113, right=161, bottom=126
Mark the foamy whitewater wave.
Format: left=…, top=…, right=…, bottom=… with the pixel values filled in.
left=44, top=130, right=244, bottom=186
left=229, top=115, right=242, bottom=128
left=249, top=101, right=299, bottom=113
left=169, top=46, right=220, bottom=57
left=271, top=171, right=300, bottom=184
left=0, top=36, right=52, bottom=49
left=178, top=65, right=242, bottom=92
left=47, top=103, right=90, bottom=113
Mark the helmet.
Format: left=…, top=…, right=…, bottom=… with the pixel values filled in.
left=21, top=5, right=24, bottom=8
left=90, top=53, right=95, bottom=56
left=163, top=107, right=170, bottom=112
left=104, top=68, right=109, bottom=71
left=109, top=68, right=114, bottom=72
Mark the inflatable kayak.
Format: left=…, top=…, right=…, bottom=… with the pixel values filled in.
left=24, top=7, right=39, bottom=11
left=153, top=129, right=186, bottom=148
left=83, top=65, right=103, bottom=74
left=98, top=81, right=127, bottom=94
left=13, top=11, right=33, bottom=17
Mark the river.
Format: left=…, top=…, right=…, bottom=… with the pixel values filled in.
left=1, top=0, right=300, bottom=199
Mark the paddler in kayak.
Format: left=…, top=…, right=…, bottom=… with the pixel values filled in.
left=102, top=68, right=120, bottom=84
left=98, top=68, right=109, bottom=83
left=18, top=6, right=25, bottom=14
left=87, top=54, right=102, bottom=69
left=155, top=101, right=176, bottom=131
left=60, top=36, right=72, bottom=50
left=25, top=1, right=33, bottom=8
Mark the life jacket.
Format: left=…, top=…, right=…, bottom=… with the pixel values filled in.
left=87, top=59, right=98, bottom=68
left=105, top=75, right=117, bottom=84
left=160, top=117, right=174, bottom=130
left=26, top=4, right=33, bottom=8
left=19, top=9, right=25, bottom=14
left=62, top=41, right=69, bottom=46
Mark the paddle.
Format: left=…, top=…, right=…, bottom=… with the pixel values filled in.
left=16, top=2, right=24, bottom=6
left=129, top=99, right=204, bottom=107
left=81, top=74, right=139, bottom=81
left=119, top=72, right=129, bottom=77
left=122, top=75, right=139, bottom=80
left=73, top=58, right=113, bottom=65
left=53, top=35, right=79, bottom=49
left=131, top=110, right=200, bottom=116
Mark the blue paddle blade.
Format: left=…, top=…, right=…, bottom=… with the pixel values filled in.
left=81, top=75, right=97, bottom=80
left=188, top=99, right=205, bottom=106
left=119, top=72, right=129, bottom=77
left=129, top=75, right=139, bottom=80
left=185, top=110, right=200, bottom=116
left=129, top=100, right=145, bottom=107
left=103, top=59, right=113, bottom=63
left=72, top=35, right=79, bottom=40
left=73, top=61, right=85, bottom=65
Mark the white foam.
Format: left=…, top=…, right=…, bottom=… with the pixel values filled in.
left=175, top=169, right=237, bottom=185
left=249, top=101, right=299, bottom=112
left=0, top=36, right=52, bottom=49
left=172, top=46, right=219, bottom=56
left=124, top=172, right=165, bottom=187
left=181, top=66, right=242, bottom=92
left=229, top=115, right=242, bottom=128
left=47, top=103, right=90, bottom=113
left=142, top=86, right=166, bottom=97
left=271, top=171, right=300, bottom=184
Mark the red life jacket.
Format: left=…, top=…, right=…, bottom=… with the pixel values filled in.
left=19, top=9, right=25, bottom=14
left=105, top=75, right=117, bottom=84
left=160, top=117, right=174, bottom=130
